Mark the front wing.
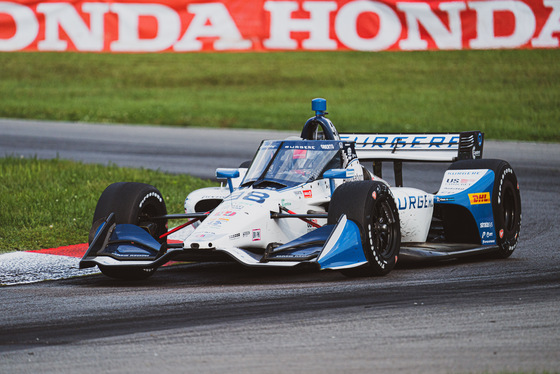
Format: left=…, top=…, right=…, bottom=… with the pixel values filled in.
left=79, top=214, right=368, bottom=271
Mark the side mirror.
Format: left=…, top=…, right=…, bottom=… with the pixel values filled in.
left=216, top=168, right=240, bottom=193
left=324, top=169, right=355, bottom=195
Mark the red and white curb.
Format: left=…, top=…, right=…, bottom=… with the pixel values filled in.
left=0, top=230, right=191, bottom=286
left=0, top=244, right=99, bottom=286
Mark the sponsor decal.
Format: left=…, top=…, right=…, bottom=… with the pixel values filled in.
left=469, top=192, right=490, bottom=205
left=482, top=239, right=496, bottom=245
left=118, top=253, right=153, bottom=258
left=397, top=194, right=433, bottom=210
left=481, top=231, right=494, bottom=239
left=284, top=145, right=316, bottom=150
left=446, top=170, right=487, bottom=177
left=345, top=134, right=460, bottom=150
left=243, top=191, right=270, bottom=204
left=2, top=1, right=557, bottom=53
left=446, top=177, right=478, bottom=185
left=228, top=203, right=246, bottom=210
left=280, top=199, right=292, bottom=207
left=497, top=168, right=513, bottom=204
left=438, top=170, right=487, bottom=195
left=320, top=144, right=335, bottom=150
left=367, top=223, right=386, bottom=269
left=229, top=233, right=241, bottom=240
left=303, top=190, right=313, bottom=199
left=372, top=191, right=377, bottom=200
left=252, top=229, right=261, bottom=241
left=201, top=195, right=224, bottom=200
left=208, top=218, right=229, bottom=227
left=499, top=229, right=504, bottom=239
left=343, top=160, right=362, bottom=181
left=139, top=192, right=162, bottom=207
left=195, top=232, right=214, bottom=238
left=435, top=196, right=454, bottom=203
left=227, top=190, right=270, bottom=204
left=480, top=221, right=493, bottom=228
left=216, top=210, right=236, bottom=217
left=272, top=253, right=311, bottom=259
left=293, top=149, right=307, bottom=159
left=242, top=231, right=250, bottom=238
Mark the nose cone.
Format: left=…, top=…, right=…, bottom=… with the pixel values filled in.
left=184, top=199, right=272, bottom=250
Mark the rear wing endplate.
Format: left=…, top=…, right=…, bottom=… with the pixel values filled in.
left=340, top=131, right=484, bottom=162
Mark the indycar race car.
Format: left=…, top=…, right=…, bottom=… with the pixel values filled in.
left=80, top=98, right=521, bottom=280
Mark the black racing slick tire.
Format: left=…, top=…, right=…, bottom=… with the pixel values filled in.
left=90, top=182, right=168, bottom=280
left=448, top=159, right=521, bottom=258
left=91, top=182, right=168, bottom=240
left=328, top=181, right=401, bottom=276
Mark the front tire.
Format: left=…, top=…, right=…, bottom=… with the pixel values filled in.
left=90, top=182, right=168, bottom=280
left=328, top=181, right=401, bottom=276
left=92, top=182, right=168, bottom=241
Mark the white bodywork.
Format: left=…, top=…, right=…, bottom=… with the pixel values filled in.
left=183, top=166, right=436, bottom=250
left=391, top=188, right=434, bottom=243
left=184, top=179, right=330, bottom=251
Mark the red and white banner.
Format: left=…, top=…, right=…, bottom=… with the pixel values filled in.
left=1, top=0, right=559, bottom=52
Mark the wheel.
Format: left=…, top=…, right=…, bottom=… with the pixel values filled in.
left=90, top=182, right=168, bottom=279
left=328, top=181, right=401, bottom=276
left=91, top=182, right=168, bottom=242
left=448, top=159, right=521, bottom=258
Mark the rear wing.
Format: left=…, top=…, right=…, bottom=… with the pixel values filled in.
left=340, top=131, right=484, bottom=162
left=340, top=131, right=484, bottom=187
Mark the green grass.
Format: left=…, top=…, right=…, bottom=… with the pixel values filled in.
left=0, top=50, right=558, bottom=142
left=0, top=157, right=215, bottom=252
left=0, top=49, right=558, bottom=252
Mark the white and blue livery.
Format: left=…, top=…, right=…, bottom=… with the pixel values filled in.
left=80, top=98, right=521, bottom=280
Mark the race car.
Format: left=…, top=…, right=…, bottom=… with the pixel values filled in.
left=80, top=98, right=521, bottom=280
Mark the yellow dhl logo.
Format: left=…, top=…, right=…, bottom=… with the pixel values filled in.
left=469, top=192, right=491, bottom=205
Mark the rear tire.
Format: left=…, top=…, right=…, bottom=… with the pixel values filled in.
left=448, top=159, right=521, bottom=258
left=328, top=181, right=401, bottom=276
left=90, top=182, right=168, bottom=280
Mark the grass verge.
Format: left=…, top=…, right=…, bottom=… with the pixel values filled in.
left=0, top=157, right=215, bottom=253
left=1, top=49, right=559, bottom=142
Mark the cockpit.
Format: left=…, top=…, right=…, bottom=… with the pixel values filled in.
left=241, top=140, right=343, bottom=189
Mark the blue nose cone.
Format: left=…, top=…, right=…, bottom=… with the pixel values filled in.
left=312, top=98, right=327, bottom=116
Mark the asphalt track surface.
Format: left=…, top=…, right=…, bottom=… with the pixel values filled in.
left=1, top=119, right=560, bottom=373
left=0, top=118, right=292, bottom=179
